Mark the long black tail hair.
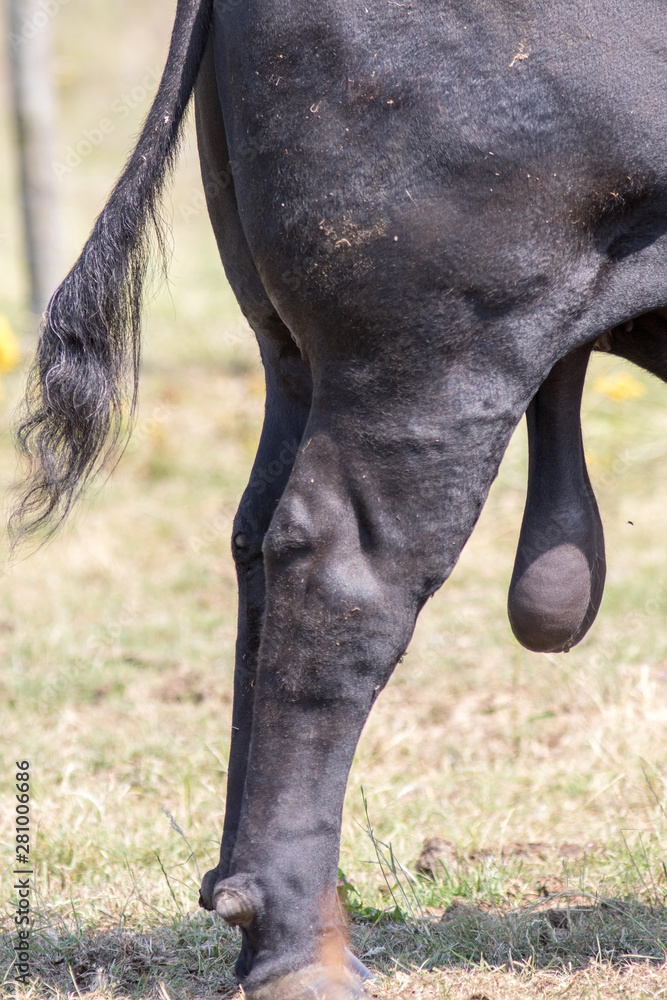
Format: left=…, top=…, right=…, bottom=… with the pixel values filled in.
left=10, top=0, right=213, bottom=544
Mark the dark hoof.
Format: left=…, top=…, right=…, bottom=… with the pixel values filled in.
left=245, top=964, right=372, bottom=1000
left=198, top=866, right=221, bottom=910
left=200, top=870, right=258, bottom=927
left=214, top=880, right=255, bottom=926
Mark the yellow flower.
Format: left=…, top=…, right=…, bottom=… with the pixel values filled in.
left=593, top=371, right=645, bottom=403
left=0, top=315, right=20, bottom=374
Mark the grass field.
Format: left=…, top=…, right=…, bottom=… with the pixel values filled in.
left=2, top=2, right=667, bottom=997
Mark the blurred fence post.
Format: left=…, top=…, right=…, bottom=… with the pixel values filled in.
left=8, top=0, right=63, bottom=315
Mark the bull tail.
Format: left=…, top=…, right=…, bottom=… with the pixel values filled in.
left=10, top=0, right=213, bottom=544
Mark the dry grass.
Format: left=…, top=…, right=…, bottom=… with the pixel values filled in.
left=2, top=2, right=667, bottom=997
left=376, top=964, right=667, bottom=999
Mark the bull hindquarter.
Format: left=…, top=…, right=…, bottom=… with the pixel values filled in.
left=193, top=3, right=667, bottom=996
left=211, top=0, right=667, bottom=344
left=12, top=0, right=667, bottom=996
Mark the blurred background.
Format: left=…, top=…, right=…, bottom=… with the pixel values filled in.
left=1, top=0, right=251, bottom=360
left=1, top=3, right=667, bottom=995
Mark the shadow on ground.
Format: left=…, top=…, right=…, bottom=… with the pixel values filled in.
left=352, top=897, right=667, bottom=975
left=1, top=899, right=666, bottom=998
left=0, top=909, right=240, bottom=999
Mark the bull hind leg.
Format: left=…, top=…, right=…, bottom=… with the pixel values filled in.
left=198, top=347, right=374, bottom=990
left=194, top=45, right=374, bottom=988
left=206, top=361, right=532, bottom=999
left=197, top=326, right=312, bottom=893
left=193, top=42, right=315, bottom=976
left=508, top=343, right=606, bottom=653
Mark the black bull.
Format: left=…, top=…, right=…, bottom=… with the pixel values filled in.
left=11, top=0, right=667, bottom=996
